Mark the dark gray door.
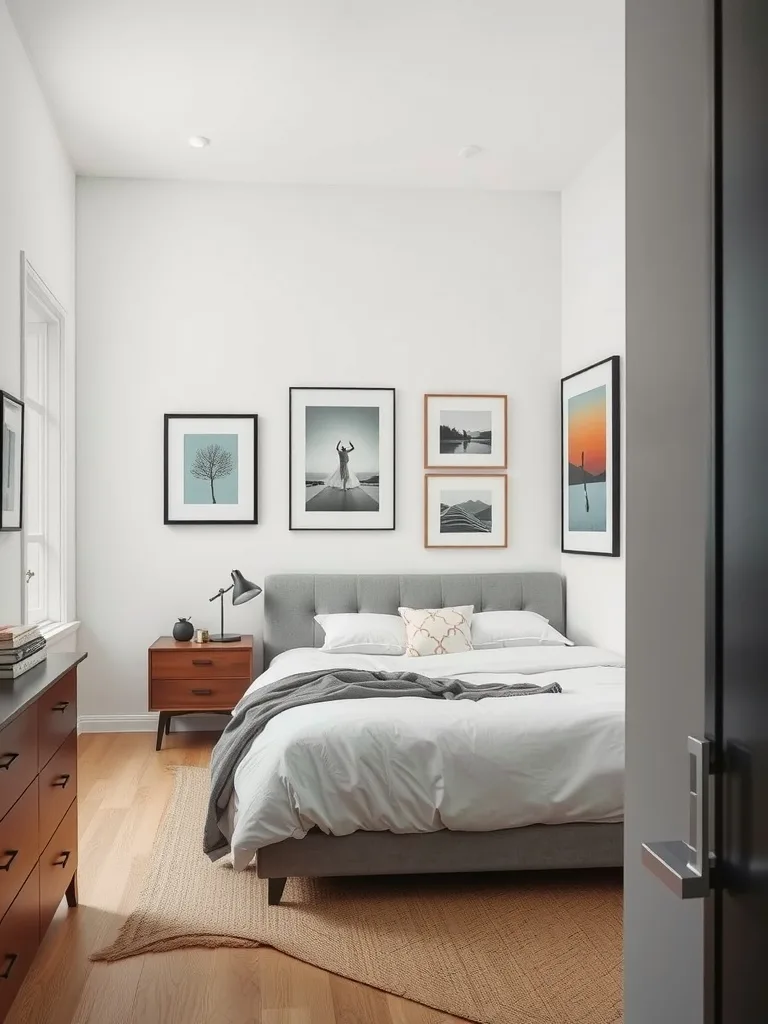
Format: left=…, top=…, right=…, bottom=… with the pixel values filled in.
left=716, top=0, right=768, bottom=1020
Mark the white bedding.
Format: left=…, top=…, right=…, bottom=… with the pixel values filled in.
left=224, top=646, right=625, bottom=870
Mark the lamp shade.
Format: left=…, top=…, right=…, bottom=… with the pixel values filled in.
left=231, top=570, right=262, bottom=605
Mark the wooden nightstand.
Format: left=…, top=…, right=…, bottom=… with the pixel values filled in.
left=148, top=636, right=254, bottom=750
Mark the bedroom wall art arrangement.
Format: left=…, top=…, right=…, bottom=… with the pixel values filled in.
left=75, top=179, right=561, bottom=723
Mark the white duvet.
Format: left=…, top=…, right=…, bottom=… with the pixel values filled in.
left=224, top=646, right=625, bottom=870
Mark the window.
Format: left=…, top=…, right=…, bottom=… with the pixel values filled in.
left=21, top=256, right=72, bottom=631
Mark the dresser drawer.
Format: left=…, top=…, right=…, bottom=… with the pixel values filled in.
left=150, top=678, right=248, bottom=711
left=0, top=708, right=38, bottom=822
left=38, top=671, right=77, bottom=770
left=39, top=801, right=77, bottom=936
left=38, top=730, right=77, bottom=850
left=0, top=863, right=39, bottom=1023
left=151, top=648, right=251, bottom=681
left=0, top=780, right=38, bottom=923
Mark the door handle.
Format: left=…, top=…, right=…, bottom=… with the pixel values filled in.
left=51, top=701, right=70, bottom=713
left=642, top=736, right=715, bottom=899
left=0, top=851, right=18, bottom=872
left=52, top=774, right=71, bottom=789
left=53, top=851, right=71, bottom=869
left=191, top=688, right=213, bottom=696
left=0, top=753, right=19, bottom=770
left=0, top=953, right=17, bottom=980
left=192, top=659, right=213, bottom=666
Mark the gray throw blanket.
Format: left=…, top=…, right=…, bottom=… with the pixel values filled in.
left=204, top=668, right=562, bottom=861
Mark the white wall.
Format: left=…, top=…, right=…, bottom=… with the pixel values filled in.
left=76, top=179, right=562, bottom=720
left=560, top=132, right=625, bottom=652
left=0, top=1, right=75, bottom=624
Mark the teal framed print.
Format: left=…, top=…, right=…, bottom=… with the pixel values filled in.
left=164, top=414, right=258, bottom=525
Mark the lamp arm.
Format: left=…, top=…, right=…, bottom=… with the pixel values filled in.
left=208, top=584, right=234, bottom=603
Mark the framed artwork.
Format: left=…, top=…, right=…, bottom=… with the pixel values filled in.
left=0, top=391, right=24, bottom=532
left=164, top=414, right=258, bottom=525
left=289, top=387, right=395, bottom=530
left=424, top=394, right=507, bottom=469
left=561, top=356, right=620, bottom=556
left=424, top=474, right=507, bottom=548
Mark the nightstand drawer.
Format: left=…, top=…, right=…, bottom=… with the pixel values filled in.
left=151, top=649, right=251, bottom=680
left=0, top=864, right=39, bottom=1023
left=0, top=779, right=38, bottom=923
left=38, top=670, right=77, bottom=770
left=150, top=678, right=248, bottom=710
left=39, top=801, right=78, bottom=936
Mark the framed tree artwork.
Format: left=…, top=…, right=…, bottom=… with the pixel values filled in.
left=164, top=414, right=258, bottom=525
left=289, top=387, right=396, bottom=530
left=424, top=394, right=507, bottom=469
left=561, top=356, right=620, bottom=556
left=0, top=391, right=24, bottom=532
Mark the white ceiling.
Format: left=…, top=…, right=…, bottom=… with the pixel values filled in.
left=8, top=0, right=624, bottom=190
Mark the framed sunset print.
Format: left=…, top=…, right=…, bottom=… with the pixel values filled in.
left=561, top=356, right=620, bottom=556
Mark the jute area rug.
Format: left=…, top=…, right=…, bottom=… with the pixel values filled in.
left=92, top=767, right=623, bottom=1024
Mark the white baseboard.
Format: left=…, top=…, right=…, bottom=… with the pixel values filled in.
left=78, top=714, right=227, bottom=734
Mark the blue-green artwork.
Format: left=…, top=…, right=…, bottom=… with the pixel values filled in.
left=184, top=433, right=239, bottom=505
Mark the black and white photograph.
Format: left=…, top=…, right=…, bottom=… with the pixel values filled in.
left=290, top=387, right=395, bottom=529
left=424, top=474, right=507, bottom=548
left=424, top=394, right=507, bottom=468
left=0, top=391, right=24, bottom=532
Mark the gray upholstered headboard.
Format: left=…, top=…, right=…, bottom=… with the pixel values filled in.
left=263, top=573, right=565, bottom=666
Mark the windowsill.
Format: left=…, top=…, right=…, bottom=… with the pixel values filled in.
left=40, top=620, right=81, bottom=645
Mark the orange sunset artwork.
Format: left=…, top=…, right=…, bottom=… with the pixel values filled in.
left=567, top=385, right=607, bottom=531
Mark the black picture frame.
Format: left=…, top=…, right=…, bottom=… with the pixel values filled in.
left=289, top=387, right=396, bottom=531
left=164, top=413, right=258, bottom=525
left=0, top=391, right=24, bottom=533
left=560, top=356, right=620, bottom=556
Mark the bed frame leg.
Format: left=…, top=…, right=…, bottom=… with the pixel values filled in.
left=268, top=877, right=287, bottom=906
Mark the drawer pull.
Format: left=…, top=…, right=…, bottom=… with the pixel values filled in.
left=191, top=688, right=213, bottom=696
left=53, top=851, right=71, bottom=869
left=0, top=752, right=19, bottom=770
left=52, top=701, right=70, bottom=713
left=192, top=659, right=213, bottom=666
left=0, top=850, right=18, bottom=872
left=52, top=773, right=71, bottom=789
left=0, top=953, right=17, bottom=981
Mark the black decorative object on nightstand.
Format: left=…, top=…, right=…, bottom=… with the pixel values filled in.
left=172, top=617, right=195, bottom=642
left=209, top=569, right=262, bottom=643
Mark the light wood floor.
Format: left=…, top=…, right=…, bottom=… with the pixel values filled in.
left=8, top=732, right=464, bottom=1024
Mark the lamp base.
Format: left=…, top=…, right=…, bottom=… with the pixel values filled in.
left=209, top=633, right=242, bottom=643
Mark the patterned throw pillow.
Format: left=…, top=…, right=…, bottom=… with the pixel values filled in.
left=398, top=606, right=474, bottom=657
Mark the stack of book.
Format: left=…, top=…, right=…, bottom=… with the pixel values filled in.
left=0, top=625, right=47, bottom=680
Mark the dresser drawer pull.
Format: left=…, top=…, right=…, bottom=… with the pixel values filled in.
left=0, top=954, right=17, bottom=981
left=191, top=688, right=213, bottom=696
left=53, top=851, right=71, bottom=869
left=52, top=773, right=71, bottom=789
left=192, top=659, right=213, bottom=666
left=0, top=752, right=19, bottom=770
left=52, top=701, right=70, bottom=713
left=0, top=850, right=18, bottom=872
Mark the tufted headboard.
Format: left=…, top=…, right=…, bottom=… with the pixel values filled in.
left=263, top=573, right=565, bottom=666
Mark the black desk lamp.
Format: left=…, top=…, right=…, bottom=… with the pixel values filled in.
left=209, top=570, right=262, bottom=643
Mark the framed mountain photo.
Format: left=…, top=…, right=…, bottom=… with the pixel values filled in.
left=561, top=356, right=620, bottom=556
left=424, top=393, right=507, bottom=469
left=164, top=414, right=258, bottom=525
left=424, top=474, right=507, bottom=548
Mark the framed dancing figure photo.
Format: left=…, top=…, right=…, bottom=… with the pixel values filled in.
left=561, top=356, right=620, bottom=556
left=289, top=387, right=396, bottom=530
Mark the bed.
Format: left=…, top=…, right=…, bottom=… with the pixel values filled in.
left=222, top=572, right=625, bottom=904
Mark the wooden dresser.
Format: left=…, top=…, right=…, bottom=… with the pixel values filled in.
left=0, top=653, right=86, bottom=1022
left=148, top=636, right=253, bottom=750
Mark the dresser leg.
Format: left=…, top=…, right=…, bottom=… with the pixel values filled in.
left=66, top=872, right=78, bottom=908
left=156, top=712, right=169, bottom=751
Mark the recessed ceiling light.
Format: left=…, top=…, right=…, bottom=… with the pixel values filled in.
left=459, top=144, right=483, bottom=159
left=188, top=135, right=211, bottom=149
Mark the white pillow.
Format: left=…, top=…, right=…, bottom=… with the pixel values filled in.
left=314, top=613, right=406, bottom=655
left=399, top=605, right=474, bottom=657
left=471, top=610, right=574, bottom=649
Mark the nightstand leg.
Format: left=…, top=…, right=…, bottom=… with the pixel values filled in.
left=268, top=877, right=287, bottom=906
left=165, top=715, right=172, bottom=735
left=66, top=871, right=78, bottom=908
left=156, top=712, right=169, bottom=751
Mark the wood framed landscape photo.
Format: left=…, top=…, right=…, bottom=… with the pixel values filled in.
left=424, top=393, right=507, bottom=469
left=561, top=356, right=620, bottom=556
left=0, top=391, right=24, bottom=532
left=289, top=387, right=395, bottom=530
left=424, top=474, right=507, bottom=548
left=164, top=414, right=258, bottom=525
